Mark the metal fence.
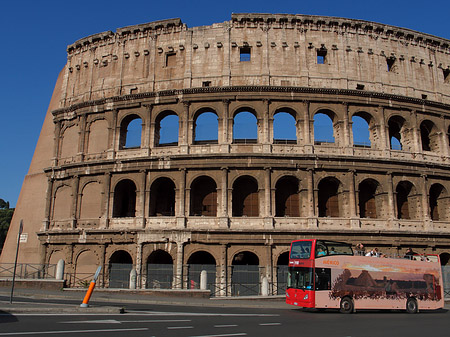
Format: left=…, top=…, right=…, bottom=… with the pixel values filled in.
left=147, top=264, right=173, bottom=289
left=0, top=263, right=56, bottom=279
left=108, top=263, right=132, bottom=288
left=442, top=266, right=450, bottom=297
left=231, top=265, right=260, bottom=296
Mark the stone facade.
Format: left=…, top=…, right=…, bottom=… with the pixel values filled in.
left=2, top=14, right=450, bottom=295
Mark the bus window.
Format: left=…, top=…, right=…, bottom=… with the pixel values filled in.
left=316, top=240, right=353, bottom=257
left=287, top=267, right=313, bottom=290
left=290, top=241, right=312, bottom=259
left=315, top=268, right=331, bottom=290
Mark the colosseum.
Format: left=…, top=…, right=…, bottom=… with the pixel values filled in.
left=2, top=13, right=450, bottom=295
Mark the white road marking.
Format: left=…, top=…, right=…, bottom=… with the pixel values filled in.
left=214, top=324, right=238, bottom=328
left=60, top=319, right=121, bottom=324
left=167, top=326, right=194, bottom=330
left=122, top=319, right=192, bottom=323
left=126, top=310, right=279, bottom=317
left=0, top=328, right=149, bottom=336
left=259, top=322, right=281, bottom=326
left=189, top=333, right=247, bottom=337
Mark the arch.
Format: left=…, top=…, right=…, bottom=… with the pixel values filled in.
left=155, top=111, right=179, bottom=146
left=190, top=176, right=217, bottom=216
left=112, top=179, right=136, bottom=218
left=440, top=252, right=450, bottom=266
left=420, top=120, right=440, bottom=152
left=149, top=177, right=176, bottom=216
left=108, top=250, right=133, bottom=288
left=147, top=250, right=173, bottom=289
left=75, top=250, right=98, bottom=287
left=388, top=116, right=406, bottom=150
left=276, top=251, right=290, bottom=295
left=314, top=110, right=335, bottom=144
left=358, top=179, right=380, bottom=219
left=60, top=125, right=78, bottom=158
left=233, top=109, right=257, bottom=143
left=119, top=114, right=142, bottom=149
left=187, top=251, right=217, bottom=292
left=79, top=181, right=102, bottom=219
left=87, top=119, right=109, bottom=154
left=194, top=110, right=218, bottom=144
left=429, top=183, right=449, bottom=221
left=231, top=251, right=260, bottom=296
left=232, top=176, right=259, bottom=217
left=52, top=185, right=72, bottom=220
left=352, top=113, right=371, bottom=148
left=48, top=250, right=65, bottom=265
left=318, top=177, right=341, bottom=217
left=275, top=176, right=300, bottom=217
left=273, top=110, right=297, bottom=144
left=396, top=181, right=417, bottom=220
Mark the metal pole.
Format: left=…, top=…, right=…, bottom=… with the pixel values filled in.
left=10, top=220, right=23, bottom=304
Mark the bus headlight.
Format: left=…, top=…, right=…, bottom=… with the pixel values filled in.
left=303, top=294, right=309, bottom=300
left=286, top=292, right=290, bottom=297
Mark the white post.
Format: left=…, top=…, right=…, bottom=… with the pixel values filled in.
left=129, top=269, right=137, bottom=289
left=261, top=276, right=269, bottom=296
left=200, top=270, right=207, bottom=290
left=55, top=259, right=65, bottom=280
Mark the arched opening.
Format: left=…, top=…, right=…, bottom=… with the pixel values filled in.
left=273, top=110, right=297, bottom=144
left=112, top=179, right=136, bottom=218
left=352, top=113, right=371, bottom=148
left=388, top=116, right=405, bottom=151
left=147, top=250, right=173, bottom=289
left=233, top=110, right=257, bottom=144
left=87, top=119, right=109, bottom=154
left=119, top=115, right=142, bottom=149
left=275, top=176, right=300, bottom=217
left=149, top=177, right=176, bottom=216
left=314, top=111, right=334, bottom=144
left=276, top=252, right=289, bottom=295
left=187, top=251, right=216, bottom=295
left=358, top=179, right=379, bottom=219
left=52, top=185, right=72, bottom=221
left=396, top=181, right=416, bottom=220
left=231, top=251, right=260, bottom=296
left=429, top=183, right=449, bottom=221
left=75, top=250, right=98, bottom=287
left=420, top=120, right=440, bottom=152
left=79, top=182, right=102, bottom=219
left=232, top=176, right=259, bottom=217
left=194, top=111, right=218, bottom=144
left=155, top=112, right=179, bottom=146
left=318, top=177, right=341, bottom=217
left=109, top=250, right=132, bottom=288
left=190, top=176, right=217, bottom=216
left=60, top=126, right=78, bottom=158
left=440, top=253, right=450, bottom=266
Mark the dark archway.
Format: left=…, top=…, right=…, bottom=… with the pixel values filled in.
left=396, top=181, right=415, bottom=220
left=231, top=251, right=260, bottom=296
left=147, top=250, right=173, bottom=289
left=318, top=177, right=341, bottom=217
left=232, top=176, right=259, bottom=217
left=112, top=179, right=136, bottom=217
left=359, top=179, right=379, bottom=219
left=275, top=176, right=300, bottom=217
left=155, top=111, right=179, bottom=146
left=187, top=251, right=217, bottom=295
left=109, top=250, right=133, bottom=288
left=149, top=178, right=176, bottom=216
left=276, top=252, right=289, bottom=295
left=190, top=176, right=217, bottom=216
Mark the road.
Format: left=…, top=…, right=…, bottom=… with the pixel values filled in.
left=1, top=301, right=450, bottom=337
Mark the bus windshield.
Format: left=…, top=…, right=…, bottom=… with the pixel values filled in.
left=287, top=267, right=313, bottom=290
left=290, top=241, right=312, bottom=259
left=315, top=240, right=353, bottom=258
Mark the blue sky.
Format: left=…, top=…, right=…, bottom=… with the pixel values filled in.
left=1, top=0, right=449, bottom=207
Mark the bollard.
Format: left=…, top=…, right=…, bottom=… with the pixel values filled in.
left=261, top=276, right=269, bottom=296
left=200, top=270, right=207, bottom=290
left=80, top=266, right=101, bottom=308
left=56, top=259, right=65, bottom=280
left=129, top=269, right=137, bottom=289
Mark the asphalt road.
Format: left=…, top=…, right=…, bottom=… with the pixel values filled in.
left=1, top=302, right=450, bottom=337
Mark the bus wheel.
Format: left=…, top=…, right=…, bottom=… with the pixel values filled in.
left=340, top=297, right=354, bottom=314
left=406, top=297, right=418, bottom=314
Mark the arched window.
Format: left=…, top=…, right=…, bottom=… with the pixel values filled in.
left=119, top=115, right=142, bottom=149
left=358, top=179, right=379, bottom=218
left=396, top=181, right=416, bottom=220
left=233, top=110, right=257, bottom=144
left=275, top=176, right=300, bottom=217
left=109, top=250, right=132, bottom=288
left=429, top=183, right=449, bottom=221
left=232, top=176, right=259, bottom=217
left=194, top=111, right=218, bottom=144
left=147, top=250, right=173, bottom=289
left=352, top=114, right=371, bottom=148
left=187, top=251, right=216, bottom=292
left=273, top=110, right=297, bottom=144
left=155, top=112, right=179, bottom=146
left=149, top=177, right=176, bottom=216
left=314, top=112, right=334, bottom=144
left=190, top=176, right=217, bottom=216
left=112, top=179, right=136, bottom=218
left=318, top=177, right=341, bottom=217
left=420, top=120, right=439, bottom=152
left=388, top=116, right=405, bottom=151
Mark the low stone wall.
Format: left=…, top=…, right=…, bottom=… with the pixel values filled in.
left=0, top=279, right=66, bottom=290
left=65, top=288, right=211, bottom=298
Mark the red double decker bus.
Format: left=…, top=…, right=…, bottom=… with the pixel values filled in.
left=286, top=239, right=444, bottom=313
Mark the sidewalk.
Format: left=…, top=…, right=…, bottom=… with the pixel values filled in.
left=0, top=287, right=289, bottom=314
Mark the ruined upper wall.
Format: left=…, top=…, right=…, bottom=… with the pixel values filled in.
left=60, top=14, right=450, bottom=108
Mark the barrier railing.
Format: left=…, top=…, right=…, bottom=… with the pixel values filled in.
left=0, top=263, right=56, bottom=279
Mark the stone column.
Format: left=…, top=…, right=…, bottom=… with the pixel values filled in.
left=265, top=243, right=273, bottom=295
left=219, top=244, right=228, bottom=297
left=71, top=176, right=80, bottom=229
left=144, top=171, right=151, bottom=228
left=441, top=116, right=450, bottom=157
left=177, top=168, right=186, bottom=228
left=78, top=115, right=87, bottom=161
left=101, top=173, right=112, bottom=229
left=307, top=168, right=317, bottom=228
left=262, top=99, right=271, bottom=146
left=378, top=106, right=390, bottom=151
left=264, top=167, right=273, bottom=228
left=349, top=170, right=360, bottom=228
left=180, top=101, right=190, bottom=154
left=174, top=242, right=184, bottom=289
left=107, top=109, right=118, bottom=159
left=410, top=110, right=421, bottom=154
left=421, top=174, right=430, bottom=222
left=100, top=244, right=106, bottom=288
left=302, top=101, right=313, bottom=150
left=387, top=172, right=396, bottom=220
left=43, top=177, right=54, bottom=231
left=53, top=122, right=62, bottom=166
left=140, top=170, right=146, bottom=228
left=136, top=243, right=143, bottom=289
left=219, top=167, right=229, bottom=228
left=143, top=104, right=152, bottom=150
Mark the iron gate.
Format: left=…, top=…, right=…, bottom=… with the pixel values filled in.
left=276, top=265, right=288, bottom=295
left=109, top=263, right=132, bottom=288
left=231, top=265, right=260, bottom=296
left=187, top=264, right=216, bottom=295
left=147, top=263, right=173, bottom=289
